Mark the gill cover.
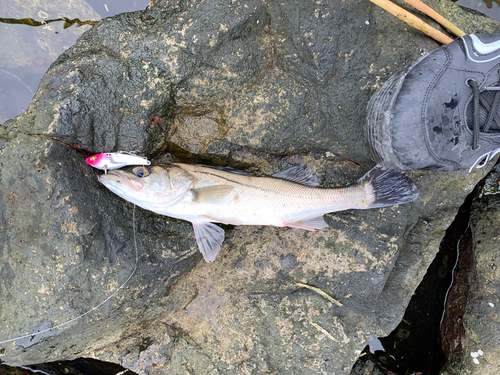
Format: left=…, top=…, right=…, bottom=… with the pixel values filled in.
left=99, top=164, right=196, bottom=211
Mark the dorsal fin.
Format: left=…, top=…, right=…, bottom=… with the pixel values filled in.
left=272, top=165, right=319, bottom=187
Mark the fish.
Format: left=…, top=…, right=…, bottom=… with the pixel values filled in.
left=98, top=163, right=419, bottom=262
left=86, top=151, right=150, bottom=173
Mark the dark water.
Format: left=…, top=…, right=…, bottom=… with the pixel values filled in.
left=1, top=358, right=137, bottom=375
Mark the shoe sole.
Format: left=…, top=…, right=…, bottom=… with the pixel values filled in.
left=365, top=55, right=428, bottom=171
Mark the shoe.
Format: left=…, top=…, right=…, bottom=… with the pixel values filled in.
left=365, top=34, right=500, bottom=172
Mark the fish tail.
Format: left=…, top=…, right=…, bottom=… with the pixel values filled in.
left=359, top=164, right=419, bottom=208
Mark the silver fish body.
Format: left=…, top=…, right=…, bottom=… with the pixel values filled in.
left=99, top=163, right=418, bottom=262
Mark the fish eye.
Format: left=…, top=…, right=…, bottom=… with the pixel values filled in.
left=90, top=156, right=97, bottom=161
left=133, top=166, right=150, bottom=178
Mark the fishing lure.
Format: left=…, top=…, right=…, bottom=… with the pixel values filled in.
left=86, top=151, right=151, bottom=173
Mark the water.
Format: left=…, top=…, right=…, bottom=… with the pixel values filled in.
left=0, top=0, right=149, bottom=123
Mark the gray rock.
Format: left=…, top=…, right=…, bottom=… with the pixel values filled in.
left=433, top=0, right=500, bottom=35
left=0, top=0, right=499, bottom=374
left=440, top=165, right=500, bottom=375
left=350, top=352, right=396, bottom=375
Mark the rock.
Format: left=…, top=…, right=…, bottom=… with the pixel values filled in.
left=433, top=0, right=500, bottom=35
left=1, top=0, right=499, bottom=374
left=0, top=131, right=199, bottom=365
left=440, top=164, right=500, bottom=375
left=350, top=352, right=397, bottom=375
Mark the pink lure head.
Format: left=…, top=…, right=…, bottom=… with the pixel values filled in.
left=86, top=153, right=108, bottom=169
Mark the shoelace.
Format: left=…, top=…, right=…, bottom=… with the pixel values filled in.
left=468, top=79, right=500, bottom=150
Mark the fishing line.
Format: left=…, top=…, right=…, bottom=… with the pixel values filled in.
left=0, top=205, right=139, bottom=346
left=0, top=364, right=53, bottom=375
left=439, top=220, right=471, bottom=330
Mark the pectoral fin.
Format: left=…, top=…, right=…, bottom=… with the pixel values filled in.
left=192, top=221, right=225, bottom=262
left=190, top=185, right=234, bottom=203
left=285, top=215, right=328, bottom=231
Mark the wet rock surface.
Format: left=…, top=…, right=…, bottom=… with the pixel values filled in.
left=351, top=179, right=481, bottom=375
left=440, top=165, right=500, bottom=375
left=1, top=0, right=500, bottom=374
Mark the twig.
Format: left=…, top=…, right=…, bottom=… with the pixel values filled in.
left=370, top=0, right=453, bottom=45
left=403, top=0, right=465, bottom=37
left=296, top=282, right=343, bottom=307
left=310, top=322, right=340, bottom=343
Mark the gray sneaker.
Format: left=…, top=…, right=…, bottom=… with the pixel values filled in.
left=366, top=34, right=500, bottom=172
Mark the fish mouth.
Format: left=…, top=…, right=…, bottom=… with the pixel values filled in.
left=99, top=170, right=144, bottom=193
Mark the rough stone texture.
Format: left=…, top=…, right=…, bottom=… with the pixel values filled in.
left=350, top=352, right=397, bottom=375
left=434, top=0, right=500, bottom=35
left=1, top=0, right=500, bottom=374
left=440, top=165, right=500, bottom=375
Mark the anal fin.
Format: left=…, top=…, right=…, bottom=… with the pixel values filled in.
left=285, top=215, right=328, bottom=231
left=192, top=221, right=225, bottom=262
